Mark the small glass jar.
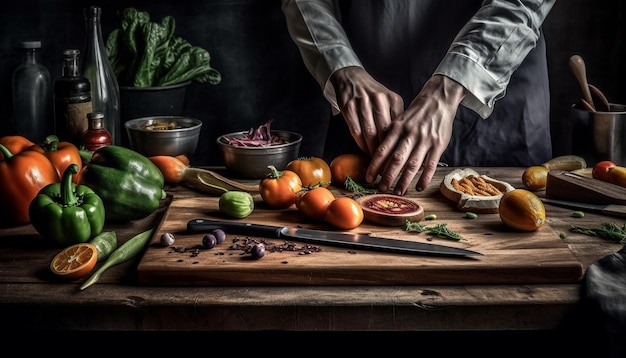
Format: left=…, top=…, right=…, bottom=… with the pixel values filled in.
left=81, top=112, right=112, bottom=151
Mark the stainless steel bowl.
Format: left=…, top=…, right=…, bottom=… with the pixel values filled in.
left=125, top=116, right=202, bottom=157
left=217, top=130, right=302, bottom=179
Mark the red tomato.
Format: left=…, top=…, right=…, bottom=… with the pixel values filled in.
left=259, top=165, right=302, bottom=209
left=324, top=196, right=364, bottom=230
left=592, top=160, right=616, bottom=182
left=286, top=157, right=332, bottom=188
left=330, top=153, right=370, bottom=185
left=296, top=186, right=335, bottom=220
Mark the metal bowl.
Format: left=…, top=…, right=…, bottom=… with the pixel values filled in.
left=217, top=130, right=302, bottom=179
left=125, top=116, right=202, bottom=157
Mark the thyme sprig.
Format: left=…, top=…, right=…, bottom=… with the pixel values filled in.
left=343, top=176, right=377, bottom=197
left=569, top=222, right=626, bottom=244
left=404, top=220, right=465, bottom=242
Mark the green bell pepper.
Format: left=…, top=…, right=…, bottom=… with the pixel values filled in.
left=80, top=145, right=166, bottom=222
left=29, top=163, right=105, bottom=247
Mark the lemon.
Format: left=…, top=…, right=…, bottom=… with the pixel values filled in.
left=522, top=166, right=550, bottom=191
left=498, top=189, right=546, bottom=232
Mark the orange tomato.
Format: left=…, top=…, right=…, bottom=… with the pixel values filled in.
left=330, top=153, right=370, bottom=185
left=296, top=186, right=335, bottom=220
left=259, top=165, right=302, bottom=209
left=324, top=196, right=364, bottom=230
left=286, top=156, right=331, bottom=188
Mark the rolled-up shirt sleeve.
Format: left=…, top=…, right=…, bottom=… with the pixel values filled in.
left=281, top=0, right=362, bottom=113
left=435, top=0, right=556, bottom=118
left=282, top=0, right=556, bottom=119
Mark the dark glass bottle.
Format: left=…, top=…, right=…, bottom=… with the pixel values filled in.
left=81, top=112, right=112, bottom=151
left=53, top=49, right=93, bottom=146
left=11, top=40, right=52, bottom=143
left=81, top=6, right=121, bottom=146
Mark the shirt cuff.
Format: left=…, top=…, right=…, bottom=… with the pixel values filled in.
left=435, top=52, right=507, bottom=119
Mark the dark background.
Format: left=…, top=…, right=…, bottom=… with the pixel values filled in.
left=1, top=0, right=625, bottom=167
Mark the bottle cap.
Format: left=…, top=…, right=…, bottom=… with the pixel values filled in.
left=62, top=49, right=80, bottom=56
left=19, top=41, right=42, bottom=49
left=87, top=112, right=104, bottom=120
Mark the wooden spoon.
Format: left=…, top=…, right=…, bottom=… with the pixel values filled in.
left=578, top=98, right=596, bottom=112
left=589, top=84, right=611, bottom=112
left=569, top=55, right=596, bottom=111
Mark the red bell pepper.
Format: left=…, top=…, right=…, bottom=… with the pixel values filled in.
left=28, top=135, right=83, bottom=184
left=0, top=143, right=59, bottom=225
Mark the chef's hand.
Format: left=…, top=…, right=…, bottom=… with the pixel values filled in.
left=330, top=66, right=404, bottom=156
left=367, top=75, right=467, bottom=195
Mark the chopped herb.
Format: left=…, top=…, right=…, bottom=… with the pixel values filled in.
left=343, top=176, right=376, bottom=197
left=569, top=222, right=626, bottom=244
left=404, top=220, right=465, bottom=242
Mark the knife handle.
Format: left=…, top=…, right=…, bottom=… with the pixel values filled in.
left=187, top=219, right=284, bottom=238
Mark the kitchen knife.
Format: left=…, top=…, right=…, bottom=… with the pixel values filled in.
left=187, top=219, right=482, bottom=257
left=541, top=198, right=626, bottom=218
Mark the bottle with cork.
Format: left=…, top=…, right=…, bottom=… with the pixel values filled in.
left=53, top=49, right=92, bottom=146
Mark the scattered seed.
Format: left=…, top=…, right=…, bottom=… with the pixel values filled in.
left=559, top=232, right=567, bottom=239
left=465, top=212, right=478, bottom=219
left=572, top=211, right=585, bottom=218
left=424, top=214, right=437, bottom=220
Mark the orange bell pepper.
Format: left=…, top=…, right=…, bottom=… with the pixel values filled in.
left=0, top=135, right=35, bottom=160
left=28, top=135, right=82, bottom=184
left=0, top=143, right=59, bottom=225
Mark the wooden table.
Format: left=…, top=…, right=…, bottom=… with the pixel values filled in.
left=0, top=167, right=621, bottom=352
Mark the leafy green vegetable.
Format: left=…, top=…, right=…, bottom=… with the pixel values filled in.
left=404, top=220, right=465, bottom=242
left=570, top=222, right=626, bottom=244
left=106, top=7, right=221, bottom=87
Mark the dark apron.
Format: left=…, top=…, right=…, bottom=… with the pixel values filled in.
left=323, top=0, right=552, bottom=167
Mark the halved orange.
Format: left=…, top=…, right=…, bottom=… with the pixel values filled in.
left=498, top=189, right=546, bottom=232
left=50, top=243, right=98, bottom=279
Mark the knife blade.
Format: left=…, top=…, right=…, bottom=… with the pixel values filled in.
left=186, top=219, right=482, bottom=257
left=541, top=198, right=626, bottom=218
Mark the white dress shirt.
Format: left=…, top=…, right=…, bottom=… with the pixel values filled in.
left=281, top=0, right=555, bottom=166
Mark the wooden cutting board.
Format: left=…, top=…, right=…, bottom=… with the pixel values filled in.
left=546, top=169, right=626, bottom=204
left=136, top=190, right=584, bottom=286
